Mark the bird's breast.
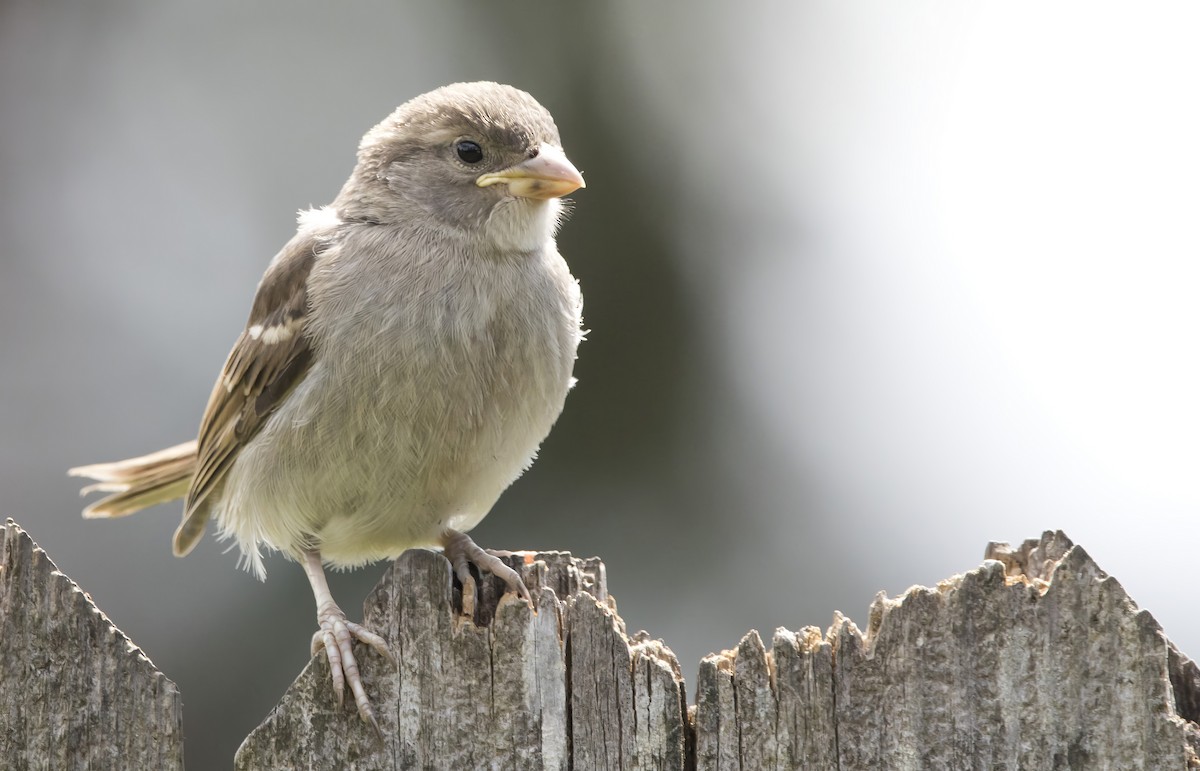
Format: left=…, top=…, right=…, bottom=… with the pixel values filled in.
left=215, top=226, right=582, bottom=564
left=298, top=230, right=582, bottom=503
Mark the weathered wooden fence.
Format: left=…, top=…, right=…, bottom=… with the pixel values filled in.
left=3, top=517, right=1198, bottom=769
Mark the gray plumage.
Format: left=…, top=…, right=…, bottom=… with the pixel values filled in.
left=70, top=81, right=586, bottom=727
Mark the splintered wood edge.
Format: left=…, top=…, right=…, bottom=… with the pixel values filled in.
left=709, top=530, right=1200, bottom=746
left=243, top=531, right=1199, bottom=741
left=16, top=517, right=1195, bottom=767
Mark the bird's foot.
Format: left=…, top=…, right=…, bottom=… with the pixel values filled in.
left=441, top=529, right=531, bottom=618
left=310, top=601, right=395, bottom=734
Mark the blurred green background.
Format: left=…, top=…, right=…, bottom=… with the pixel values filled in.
left=2, top=2, right=1197, bottom=767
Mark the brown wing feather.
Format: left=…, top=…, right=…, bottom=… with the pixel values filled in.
left=173, top=233, right=324, bottom=557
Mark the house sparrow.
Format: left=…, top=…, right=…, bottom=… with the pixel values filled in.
left=69, top=81, right=585, bottom=731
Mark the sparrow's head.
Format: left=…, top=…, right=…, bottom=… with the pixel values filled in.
left=339, top=82, right=584, bottom=251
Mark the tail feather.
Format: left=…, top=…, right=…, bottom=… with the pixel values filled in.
left=70, top=441, right=197, bottom=519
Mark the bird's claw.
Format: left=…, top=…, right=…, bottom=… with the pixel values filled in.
left=442, top=530, right=531, bottom=617
left=311, top=603, right=394, bottom=731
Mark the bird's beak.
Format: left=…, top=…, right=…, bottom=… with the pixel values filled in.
left=476, top=143, right=585, bottom=200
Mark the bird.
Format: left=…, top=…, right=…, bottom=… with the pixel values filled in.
left=69, top=81, right=585, bottom=731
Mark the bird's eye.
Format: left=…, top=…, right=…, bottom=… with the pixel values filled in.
left=456, top=140, right=484, bottom=164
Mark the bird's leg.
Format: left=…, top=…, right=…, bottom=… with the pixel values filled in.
left=301, top=549, right=394, bottom=732
left=441, top=529, right=531, bottom=618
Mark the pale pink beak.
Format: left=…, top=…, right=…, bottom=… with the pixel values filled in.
left=475, top=143, right=585, bottom=200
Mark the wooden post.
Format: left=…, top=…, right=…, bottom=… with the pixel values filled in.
left=232, top=549, right=691, bottom=769
left=0, top=519, right=183, bottom=771
left=234, top=531, right=1200, bottom=770
left=4, top=518, right=1198, bottom=769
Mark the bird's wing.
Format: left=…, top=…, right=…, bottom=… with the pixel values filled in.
left=174, top=231, right=325, bottom=557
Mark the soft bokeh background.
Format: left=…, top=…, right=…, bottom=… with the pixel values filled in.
left=3, top=1, right=1197, bottom=766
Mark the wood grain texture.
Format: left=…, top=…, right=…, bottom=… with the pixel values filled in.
left=234, top=549, right=688, bottom=770
left=0, top=519, right=183, bottom=771
left=10, top=517, right=1199, bottom=770
left=706, top=531, right=1200, bottom=771
left=236, top=531, right=1200, bottom=770
left=236, top=528, right=1200, bottom=768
